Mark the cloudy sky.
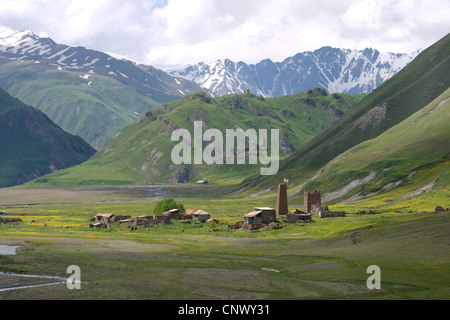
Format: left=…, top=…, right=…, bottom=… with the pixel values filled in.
left=0, top=0, right=449, bottom=69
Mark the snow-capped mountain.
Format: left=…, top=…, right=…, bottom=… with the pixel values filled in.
left=0, top=30, right=210, bottom=149
left=171, top=46, right=421, bottom=97
left=0, top=30, right=205, bottom=101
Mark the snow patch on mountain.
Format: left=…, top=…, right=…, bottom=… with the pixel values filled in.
left=0, top=30, right=207, bottom=100
left=172, top=47, right=421, bottom=97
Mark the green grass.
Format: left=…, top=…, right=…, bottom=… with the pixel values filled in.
left=298, top=88, right=450, bottom=204
left=0, top=59, right=161, bottom=148
left=24, top=90, right=365, bottom=187
left=243, top=32, right=450, bottom=192
left=0, top=88, right=96, bottom=188
left=0, top=185, right=448, bottom=300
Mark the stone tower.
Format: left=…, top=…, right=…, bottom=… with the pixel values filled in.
left=304, top=190, right=321, bottom=213
left=276, top=184, right=288, bottom=215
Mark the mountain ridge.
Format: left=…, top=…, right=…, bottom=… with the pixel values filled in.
left=0, top=87, right=96, bottom=188
left=0, top=30, right=203, bottom=100
left=240, top=32, right=450, bottom=196
left=171, top=46, right=420, bottom=97
left=0, top=30, right=208, bottom=148
left=21, top=90, right=365, bottom=187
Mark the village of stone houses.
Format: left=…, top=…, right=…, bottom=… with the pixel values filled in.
left=87, top=186, right=349, bottom=232
left=1, top=179, right=448, bottom=301
left=84, top=184, right=448, bottom=232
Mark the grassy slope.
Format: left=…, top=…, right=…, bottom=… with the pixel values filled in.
left=241, top=32, right=450, bottom=192
left=0, top=59, right=162, bottom=149
left=22, top=90, right=365, bottom=187
left=303, top=88, right=450, bottom=208
left=0, top=185, right=448, bottom=300
left=0, top=88, right=96, bottom=188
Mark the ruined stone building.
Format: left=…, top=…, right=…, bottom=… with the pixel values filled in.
left=318, top=210, right=346, bottom=218
left=286, top=209, right=311, bottom=223
left=0, top=217, right=22, bottom=224
left=308, top=204, right=347, bottom=218
left=135, top=215, right=171, bottom=227
left=93, top=213, right=131, bottom=224
left=304, top=190, right=321, bottom=213
left=162, top=209, right=181, bottom=220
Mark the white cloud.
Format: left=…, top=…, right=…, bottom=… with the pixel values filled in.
left=339, top=0, right=450, bottom=52
left=343, top=0, right=386, bottom=30
left=0, top=0, right=448, bottom=69
left=0, top=24, right=16, bottom=37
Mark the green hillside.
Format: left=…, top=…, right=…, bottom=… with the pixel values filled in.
left=242, top=32, right=450, bottom=192
left=0, top=87, right=96, bottom=188
left=23, top=90, right=365, bottom=187
left=304, top=87, right=449, bottom=207
left=0, top=58, right=163, bottom=149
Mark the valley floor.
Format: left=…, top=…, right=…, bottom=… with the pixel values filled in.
left=0, top=185, right=449, bottom=300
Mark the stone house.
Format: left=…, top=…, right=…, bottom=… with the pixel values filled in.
left=153, top=215, right=172, bottom=225
left=311, top=205, right=329, bottom=214
left=286, top=209, right=311, bottom=223
left=310, top=205, right=346, bottom=218
left=134, top=215, right=152, bottom=226
left=162, top=209, right=181, bottom=220
left=254, top=207, right=277, bottom=223
left=94, top=213, right=115, bottom=224
left=135, top=215, right=171, bottom=227
left=244, top=211, right=263, bottom=224
left=93, top=213, right=130, bottom=223
left=183, top=209, right=196, bottom=219
left=114, top=215, right=131, bottom=221
left=192, top=210, right=211, bottom=222
left=244, top=207, right=276, bottom=224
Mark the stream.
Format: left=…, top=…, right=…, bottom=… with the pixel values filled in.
left=0, top=245, right=67, bottom=293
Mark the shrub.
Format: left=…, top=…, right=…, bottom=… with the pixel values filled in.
left=153, top=198, right=185, bottom=214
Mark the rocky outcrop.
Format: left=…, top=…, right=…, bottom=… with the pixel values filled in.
left=168, top=168, right=190, bottom=184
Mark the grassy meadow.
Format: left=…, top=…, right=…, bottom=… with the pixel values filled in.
left=0, top=184, right=448, bottom=300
